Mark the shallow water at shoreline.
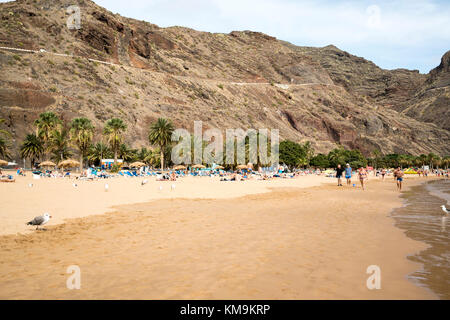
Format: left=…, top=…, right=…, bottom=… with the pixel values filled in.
left=392, top=179, right=450, bottom=299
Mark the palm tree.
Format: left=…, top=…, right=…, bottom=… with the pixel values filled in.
left=88, top=142, right=111, bottom=166
left=20, top=133, right=44, bottom=168
left=372, top=149, right=381, bottom=170
left=34, top=112, right=61, bottom=159
left=103, top=118, right=127, bottom=165
left=0, top=136, right=10, bottom=159
left=70, top=117, right=94, bottom=171
left=148, top=118, right=174, bottom=170
left=0, top=118, right=11, bottom=159
left=143, top=148, right=160, bottom=168
left=49, top=127, right=72, bottom=162
left=118, top=143, right=137, bottom=162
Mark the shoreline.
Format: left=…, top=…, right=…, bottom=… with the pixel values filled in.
left=0, top=175, right=439, bottom=299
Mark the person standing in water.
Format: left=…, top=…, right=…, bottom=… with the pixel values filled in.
left=345, top=163, right=352, bottom=186
left=394, top=167, right=404, bottom=191
left=358, top=167, right=368, bottom=190
left=336, top=164, right=345, bottom=186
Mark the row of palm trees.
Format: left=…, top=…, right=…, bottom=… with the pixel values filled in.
left=16, top=112, right=175, bottom=171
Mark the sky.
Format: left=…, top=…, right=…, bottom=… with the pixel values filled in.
left=2, top=0, right=449, bottom=73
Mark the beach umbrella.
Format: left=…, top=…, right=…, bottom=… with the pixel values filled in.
left=58, top=159, right=80, bottom=168
left=130, top=161, right=146, bottom=168
left=39, top=161, right=56, bottom=167
left=215, top=165, right=225, bottom=170
left=173, top=165, right=186, bottom=170
left=192, top=164, right=205, bottom=169
left=236, top=164, right=248, bottom=170
left=0, top=159, right=8, bottom=166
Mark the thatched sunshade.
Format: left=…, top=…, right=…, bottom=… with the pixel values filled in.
left=58, top=159, right=80, bottom=168
left=130, top=161, right=146, bottom=168
left=0, top=159, right=8, bottom=166
left=173, top=165, right=186, bottom=170
left=236, top=164, right=248, bottom=170
left=192, top=164, right=206, bottom=169
left=215, top=165, right=225, bottom=170
left=39, top=161, right=56, bottom=167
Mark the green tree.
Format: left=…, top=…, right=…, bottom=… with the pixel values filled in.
left=70, top=117, right=94, bottom=171
left=34, top=112, right=61, bottom=159
left=119, top=143, right=137, bottom=162
left=88, top=142, right=112, bottom=166
left=103, top=118, right=127, bottom=165
left=20, top=133, right=44, bottom=168
left=49, top=127, right=72, bottom=162
left=279, top=140, right=305, bottom=169
left=148, top=118, right=174, bottom=170
left=310, top=153, right=330, bottom=168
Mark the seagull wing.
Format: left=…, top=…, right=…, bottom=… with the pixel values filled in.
left=29, top=215, right=45, bottom=225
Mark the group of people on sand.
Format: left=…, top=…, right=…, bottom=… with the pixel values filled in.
left=335, top=164, right=369, bottom=190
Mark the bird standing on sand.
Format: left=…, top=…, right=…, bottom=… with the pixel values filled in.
left=141, top=179, right=148, bottom=186
left=27, top=213, right=52, bottom=230
left=171, top=184, right=176, bottom=191
left=28, top=183, right=33, bottom=188
left=441, top=205, right=449, bottom=215
left=73, top=183, right=78, bottom=188
left=159, top=185, right=163, bottom=191
left=104, top=183, right=109, bottom=192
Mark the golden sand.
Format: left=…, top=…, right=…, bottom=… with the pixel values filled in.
left=0, top=174, right=436, bottom=299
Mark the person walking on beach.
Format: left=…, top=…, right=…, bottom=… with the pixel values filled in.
left=345, top=163, right=352, bottom=185
left=358, top=167, right=368, bottom=190
left=394, top=167, right=404, bottom=191
left=336, top=164, right=344, bottom=186
left=381, top=168, right=386, bottom=181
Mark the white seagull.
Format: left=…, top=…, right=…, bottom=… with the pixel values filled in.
left=141, top=179, right=148, bottom=186
left=72, top=183, right=78, bottom=188
left=159, top=185, right=163, bottom=191
left=28, top=183, right=33, bottom=188
left=171, top=184, right=176, bottom=191
left=27, top=213, right=52, bottom=230
left=104, top=183, right=109, bottom=192
left=441, top=205, right=449, bottom=215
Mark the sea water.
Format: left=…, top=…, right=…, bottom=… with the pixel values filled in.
left=391, top=179, right=450, bottom=299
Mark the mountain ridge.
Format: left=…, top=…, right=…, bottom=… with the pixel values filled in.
left=0, top=0, right=449, bottom=159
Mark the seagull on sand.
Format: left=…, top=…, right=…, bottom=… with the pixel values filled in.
left=104, top=183, right=109, bottom=192
left=171, top=184, right=176, bottom=191
left=141, top=179, right=148, bottom=186
left=441, top=205, right=449, bottom=215
left=27, top=213, right=52, bottom=230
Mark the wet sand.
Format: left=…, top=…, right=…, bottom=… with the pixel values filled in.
left=0, top=177, right=436, bottom=299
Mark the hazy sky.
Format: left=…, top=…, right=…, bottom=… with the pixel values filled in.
left=2, top=0, right=449, bottom=73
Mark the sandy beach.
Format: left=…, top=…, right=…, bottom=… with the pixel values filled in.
left=0, top=173, right=438, bottom=299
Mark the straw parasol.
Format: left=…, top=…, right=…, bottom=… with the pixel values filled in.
left=0, top=159, right=8, bottom=166
left=39, top=161, right=56, bottom=167
left=192, top=164, right=206, bottom=169
left=58, top=159, right=80, bottom=168
left=236, top=164, right=248, bottom=170
left=215, top=165, right=225, bottom=170
left=173, top=165, right=186, bottom=170
left=130, top=161, right=146, bottom=168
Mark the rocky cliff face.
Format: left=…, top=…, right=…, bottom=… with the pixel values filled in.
left=0, top=0, right=449, bottom=159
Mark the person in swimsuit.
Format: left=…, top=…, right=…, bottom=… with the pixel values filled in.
left=358, top=167, right=368, bottom=190
left=381, top=168, right=386, bottom=181
left=344, top=163, right=352, bottom=185
left=395, top=167, right=404, bottom=191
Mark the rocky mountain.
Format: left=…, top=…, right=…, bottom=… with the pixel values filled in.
left=0, top=0, right=449, bottom=160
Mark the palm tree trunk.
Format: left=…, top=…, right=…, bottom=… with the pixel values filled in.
left=114, top=148, right=117, bottom=165
left=160, top=149, right=164, bottom=170
left=80, top=154, right=83, bottom=172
